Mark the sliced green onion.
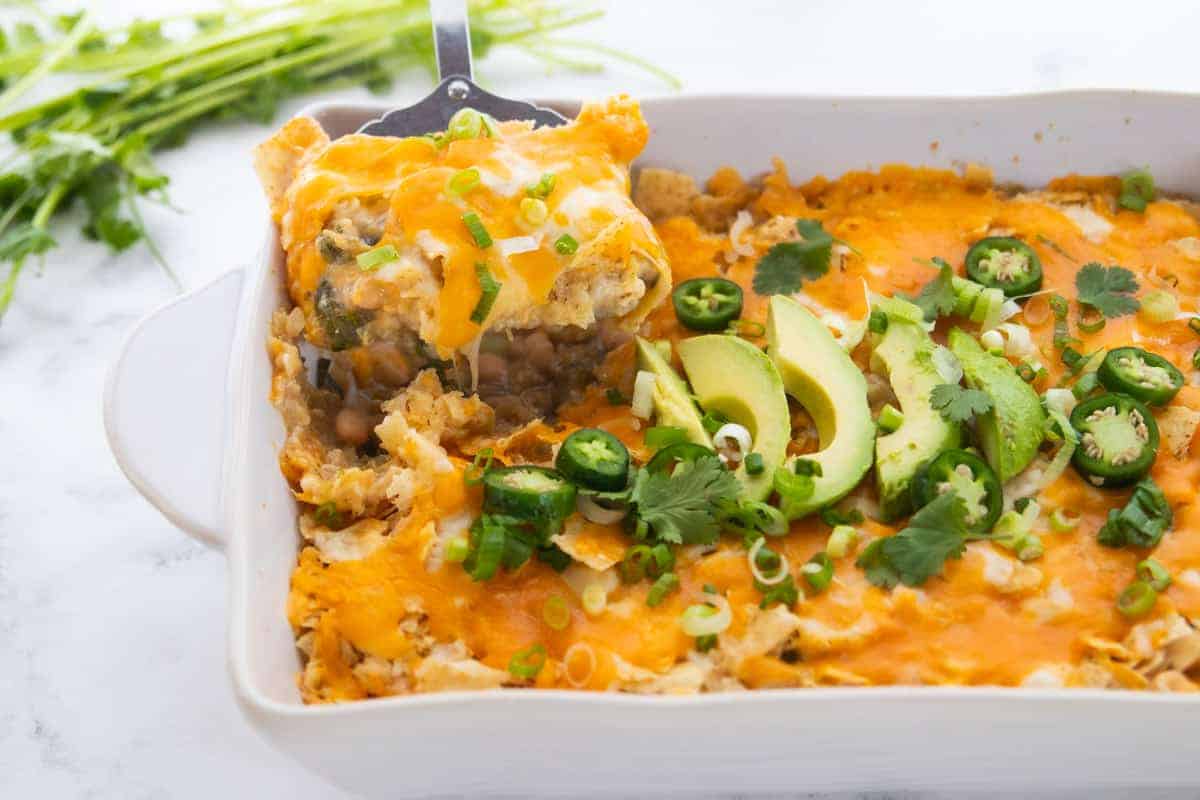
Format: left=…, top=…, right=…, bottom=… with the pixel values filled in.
left=645, top=426, right=688, bottom=450
left=1140, top=289, right=1179, bottom=324
left=727, top=318, right=767, bottom=339
left=464, top=448, right=494, bottom=487
left=462, top=212, right=493, bottom=249
left=794, top=459, right=823, bottom=477
left=356, top=244, right=398, bottom=271
left=1189, top=317, right=1200, bottom=336
left=1017, top=362, right=1038, bottom=383
left=526, top=172, right=556, bottom=199
left=820, top=507, right=865, bottom=527
left=469, top=262, right=502, bottom=325
left=1137, top=557, right=1172, bottom=592
left=801, top=551, right=834, bottom=593
left=447, top=107, right=484, bottom=140
left=1116, top=580, right=1158, bottom=618
left=554, top=233, right=579, bottom=255
left=1118, top=168, right=1155, bottom=213
left=1061, top=346, right=1085, bottom=371
left=313, top=501, right=342, bottom=528
left=744, top=452, right=765, bottom=475
left=605, top=387, right=626, bottom=405
left=1014, top=496, right=1034, bottom=513
left=877, top=403, right=904, bottom=434
left=468, top=521, right=505, bottom=581
left=447, top=166, right=481, bottom=196
left=1078, top=307, right=1107, bottom=334
left=542, top=594, right=571, bottom=631
left=1194, top=349, right=1200, bottom=371
left=680, top=595, right=732, bottom=636
left=700, top=410, right=729, bottom=436
left=1072, top=371, right=1100, bottom=400
left=868, top=309, right=889, bottom=334
left=508, top=643, right=547, bottom=679
left=646, top=572, right=680, bottom=607
left=1049, top=508, right=1080, bottom=532
left=519, top=197, right=548, bottom=226
left=695, top=633, right=718, bottom=652
left=827, top=525, right=859, bottom=558
left=581, top=583, right=607, bottom=616
left=444, top=536, right=470, bottom=563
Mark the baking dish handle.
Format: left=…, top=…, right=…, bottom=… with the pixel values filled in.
left=104, top=268, right=244, bottom=549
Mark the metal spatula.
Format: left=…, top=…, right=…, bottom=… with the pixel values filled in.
left=358, top=0, right=568, bottom=137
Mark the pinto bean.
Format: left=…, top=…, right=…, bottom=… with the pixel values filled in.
left=476, top=352, right=509, bottom=386
left=335, top=406, right=372, bottom=446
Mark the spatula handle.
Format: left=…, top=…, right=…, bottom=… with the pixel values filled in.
left=432, top=0, right=473, bottom=81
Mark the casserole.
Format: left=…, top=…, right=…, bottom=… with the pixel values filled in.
left=106, top=92, right=1200, bottom=796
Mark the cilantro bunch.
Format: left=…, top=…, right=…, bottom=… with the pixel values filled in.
left=0, top=2, right=678, bottom=319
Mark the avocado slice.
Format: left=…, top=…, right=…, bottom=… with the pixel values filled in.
left=873, top=314, right=962, bottom=520
left=634, top=337, right=712, bottom=447
left=766, top=295, right=875, bottom=518
left=677, top=335, right=790, bottom=501
left=947, top=328, right=1046, bottom=482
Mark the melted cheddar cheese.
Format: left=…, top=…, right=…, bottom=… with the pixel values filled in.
left=274, top=144, right=1200, bottom=701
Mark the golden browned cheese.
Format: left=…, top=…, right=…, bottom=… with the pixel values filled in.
left=285, top=160, right=1200, bottom=701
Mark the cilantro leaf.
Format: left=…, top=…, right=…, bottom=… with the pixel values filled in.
left=752, top=219, right=835, bottom=295
left=857, top=492, right=970, bottom=588
left=630, top=456, right=740, bottom=545
left=904, top=257, right=958, bottom=321
left=929, top=383, right=993, bottom=423
left=1075, top=263, right=1140, bottom=319
left=0, top=224, right=56, bottom=262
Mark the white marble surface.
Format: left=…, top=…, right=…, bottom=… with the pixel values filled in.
left=6, top=0, right=1200, bottom=796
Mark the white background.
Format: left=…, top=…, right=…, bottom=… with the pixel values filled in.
left=5, top=1, right=1200, bottom=797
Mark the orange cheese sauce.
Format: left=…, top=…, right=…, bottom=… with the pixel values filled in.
left=287, top=162, right=1200, bottom=699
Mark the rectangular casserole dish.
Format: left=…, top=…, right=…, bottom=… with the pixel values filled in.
left=106, top=91, right=1200, bottom=797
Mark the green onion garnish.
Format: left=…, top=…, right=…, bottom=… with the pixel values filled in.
left=1139, top=289, right=1178, bottom=324
left=620, top=544, right=652, bottom=583
left=1077, top=307, right=1107, bottom=334
left=1049, top=508, right=1080, bottom=532
left=744, top=452, right=765, bottom=475
left=868, top=309, right=889, bottom=334
left=447, top=167, right=481, bottom=196
left=469, top=262, right=501, bottom=324
left=645, top=425, right=688, bottom=450
left=480, top=113, right=501, bottom=138
left=1061, top=346, right=1085, bottom=371
left=554, top=233, right=579, bottom=255
left=508, top=643, right=547, bottom=679
left=1016, top=362, right=1038, bottom=383
left=794, top=459, right=822, bottom=477
left=646, top=572, right=680, bottom=607
left=447, top=108, right=484, bottom=141
left=605, top=387, right=626, bottom=405
left=1189, top=317, right=1200, bottom=336
left=520, top=197, right=548, bottom=226
left=695, top=633, right=718, bottom=652
left=356, top=244, right=398, bottom=271
left=462, top=212, right=493, bottom=249
left=877, top=403, right=904, bottom=434
left=542, top=595, right=571, bottom=631
left=1116, top=580, right=1158, bottom=618
left=1014, top=497, right=1034, bottom=513
left=700, top=409, right=729, bottom=436
left=464, top=447, right=494, bottom=487
left=1137, top=557, right=1172, bottom=592
left=467, top=520, right=505, bottom=581
left=526, top=172, right=556, bottom=199
left=1194, top=349, right=1200, bottom=370
left=313, top=501, right=342, bottom=528
left=444, top=536, right=470, bottom=563
left=826, top=525, right=858, bottom=559
left=802, top=551, right=834, bottom=593
left=581, top=584, right=607, bottom=616
left=1118, top=168, right=1155, bottom=213
left=1072, top=371, right=1100, bottom=399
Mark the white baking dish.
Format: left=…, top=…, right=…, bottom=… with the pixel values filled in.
left=105, top=92, right=1200, bottom=797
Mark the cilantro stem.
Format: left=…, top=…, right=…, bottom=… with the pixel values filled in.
left=0, top=181, right=68, bottom=317
left=0, top=11, right=95, bottom=117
